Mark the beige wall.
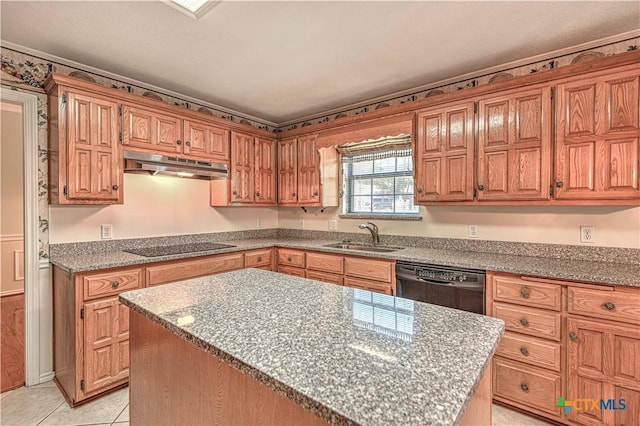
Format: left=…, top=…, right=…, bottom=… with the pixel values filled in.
left=1, top=105, right=24, bottom=236
left=278, top=205, right=640, bottom=249
left=48, top=174, right=279, bottom=243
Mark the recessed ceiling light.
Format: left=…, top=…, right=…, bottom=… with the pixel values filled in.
left=165, top=0, right=220, bottom=19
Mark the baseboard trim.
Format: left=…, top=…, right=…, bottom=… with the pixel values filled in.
left=39, top=371, right=55, bottom=384
left=0, top=289, right=25, bottom=297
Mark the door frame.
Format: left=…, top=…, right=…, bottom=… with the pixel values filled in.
left=1, top=87, right=41, bottom=386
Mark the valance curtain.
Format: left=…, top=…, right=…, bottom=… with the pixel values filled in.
left=336, top=134, right=412, bottom=163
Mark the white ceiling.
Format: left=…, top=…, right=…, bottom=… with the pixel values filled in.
left=1, top=1, right=639, bottom=124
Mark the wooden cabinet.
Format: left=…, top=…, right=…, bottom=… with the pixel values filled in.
left=244, top=249, right=274, bottom=270
left=555, top=68, right=640, bottom=201
left=476, top=86, right=552, bottom=201
left=488, top=271, right=640, bottom=425
left=53, top=266, right=143, bottom=405
left=123, top=104, right=231, bottom=164
left=145, top=253, right=244, bottom=286
left=47, top=89, right=123, bottom=204
left=414, top=101, right=475, bottom=202
left=277, top=136, right=321, bottom=206
left=212, top=132, right=276, bottom=206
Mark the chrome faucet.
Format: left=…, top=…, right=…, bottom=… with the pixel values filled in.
left=359, top=222, right=380, bottom=244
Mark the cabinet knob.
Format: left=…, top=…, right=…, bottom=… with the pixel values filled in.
left=176, top=140, right=182, bottom=145
left=185, top=141, right=191, bottom=147
left=477, top=184, right=485, bottom=190
left=111, top=281, right=120, bottom=288
left=602, top=302, right=615, bottom=311
left=519, top=318, right=529, bottom=327
left=416, top=187, right=423, bottom=193
left=232, top=191, right=238, bottom=196
left=520, top=286, right=530, bottom=299
left=256, top=192, right=261, bottom=197
left=313, top=191, right=318, bottom=196
left=520, top=383, right=529, bottom=392
left=287, top=256, right=292, bottom=262
left=112, top=185, right=119, bottom=190
left=291, top=192, right=296, bottom=197
left=257, top=256, right=262, bottom=262
left=556, top=181, right=563, bottom=188
left=569, top=332, right=578, bottom=341
left=520, top=346, right=529, bottom=356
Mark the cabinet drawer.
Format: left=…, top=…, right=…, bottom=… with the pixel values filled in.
left=493, top=275, right=561, bottom=311
left=494, top=302, right=561, bottom=341
left=277, top=265, right=306, bottom=278
left=305, top=270, right=343, bottom=286
left=277, top=249, right=305, bottom=268
left=344, top=277, right=392, bottom=295
left=496, top=331, right=561, bottom=371
left=83, top=268, right=143, bottom=300
left=146, top=253, right=244, bottom=286
left=568, top=286, right=640, bottom=325
left=306, top=252, right=344, bottom=274
left=245, top=249, right=272, bottom=268
left=493, top=357, right=562, bottom=418
left=344, top=257, right=393, bottom=283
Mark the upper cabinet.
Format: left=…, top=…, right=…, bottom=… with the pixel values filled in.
left=211, top=132, right=277, bottom=206
left=122, top=104, right=230, bottom=162
left=277, top=135, right=321, bottom=206
left=476, top=85, right=552, bottom=201
left=48, top=89, right=123, bottom=204
left=554, top=68, right=640, bottom=200
left=414, top=101, right=475, bottom=202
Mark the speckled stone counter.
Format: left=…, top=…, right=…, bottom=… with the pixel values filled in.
left=51, top=236, right=640, bottom=287
left=120, top=269, right=504, bottom=426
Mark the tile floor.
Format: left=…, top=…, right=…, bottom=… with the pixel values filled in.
left=1, top=381, right=551, bottom=426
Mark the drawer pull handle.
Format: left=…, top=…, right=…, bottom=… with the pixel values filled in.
left=257, top=256, right=262, bottom=262
left=520, top=383, right=529, bottom=392
left=602, top=302, right=615, bottom=311
left=519, top=318, right=529, bottom=327
left=520, top=286, right=530, bottom=299
left=287, top=256, right=292, bottom=262
left=569, top=332, right=578, bottom=341
left=176, top=140, right=182, bottom=145
left=520, top=346, right=529, bottom=356
left=111, top=281, right=120, bottom=288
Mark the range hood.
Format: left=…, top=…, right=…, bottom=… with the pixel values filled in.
left=124, top=151, right=228, bottom=180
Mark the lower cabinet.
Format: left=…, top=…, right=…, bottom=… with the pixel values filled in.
left=488, top=271, right=640, bottom=426
left=276, top=248, right=395, bottom=294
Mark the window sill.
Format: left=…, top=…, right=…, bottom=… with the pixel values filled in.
left=338, top=214, right=422, bottom=221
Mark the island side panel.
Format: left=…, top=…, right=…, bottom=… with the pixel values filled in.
left=128, top=310, right=329, bottom=426
left=459, top=362, right=492, bottom=426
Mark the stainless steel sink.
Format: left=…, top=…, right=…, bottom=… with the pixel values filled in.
left=323, top=242, right=404, bottom=253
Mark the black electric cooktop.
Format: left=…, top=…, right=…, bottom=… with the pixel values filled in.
left=124, top=242, right=236, bottom=257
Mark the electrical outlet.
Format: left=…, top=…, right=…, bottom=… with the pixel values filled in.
left=468, top=225, right=479, bottom=239
left=256, top=218, right=263, bottom=228
left=580, top=226, right=595, bottom=243
left=101, top=224, right=113, bottom=240
left=300, top=219, right=305, bottom=229
left=328, top=220, right=337, bottom=231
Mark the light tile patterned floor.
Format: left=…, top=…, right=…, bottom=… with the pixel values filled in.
left=1, top=381, right=551, bottom=426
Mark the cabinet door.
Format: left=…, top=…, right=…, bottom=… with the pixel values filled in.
left=83, top=297, right=129, bottom=394
left=415, top=102, right=475, bottom=202
left=555, top=70, right=640, bottom=200
left=66, top=92, right=122, bottom=202
left=122, top=104, right=182, bottom=154
left=297, top=135, right=321, bottom=205
left=477, top=86, right=552, bottom=201
left=183, top=119, right=229, bottom=162
left=567, top=317, right=640, bottom=426
left=254, top=137, right=277, bottom=205
left=277, top=138, right=298, bottom=204
left=229, top=131, right=254, bottom=203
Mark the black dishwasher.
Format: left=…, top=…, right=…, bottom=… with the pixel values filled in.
left=395, top=261, right=485, bottom=314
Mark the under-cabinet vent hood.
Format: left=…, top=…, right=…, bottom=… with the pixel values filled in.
left=124, top=151, right=228, bottom=180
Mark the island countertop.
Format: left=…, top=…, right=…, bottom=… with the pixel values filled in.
left=120, top=268, right=504, bottom=426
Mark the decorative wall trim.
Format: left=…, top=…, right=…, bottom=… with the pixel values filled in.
left=0, top=234, right=24, bottom=242
left=0, top=87, right=41, bottom=387
left=0, top=288, right=24, bottom=297
left=14, top=249, right=24, bottom=281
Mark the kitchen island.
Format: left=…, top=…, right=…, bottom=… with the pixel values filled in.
left=119, top=269, right=504, bottom=426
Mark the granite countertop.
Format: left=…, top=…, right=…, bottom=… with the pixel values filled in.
left=50, top=237, right=640, bottom=287
left=119, top=269, right=505, bottom=426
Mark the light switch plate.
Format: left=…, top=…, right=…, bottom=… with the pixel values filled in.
left=101, top=224, right=113, bottom=240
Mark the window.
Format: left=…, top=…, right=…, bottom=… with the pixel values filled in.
left=340, top=137, right=419, bottom=215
